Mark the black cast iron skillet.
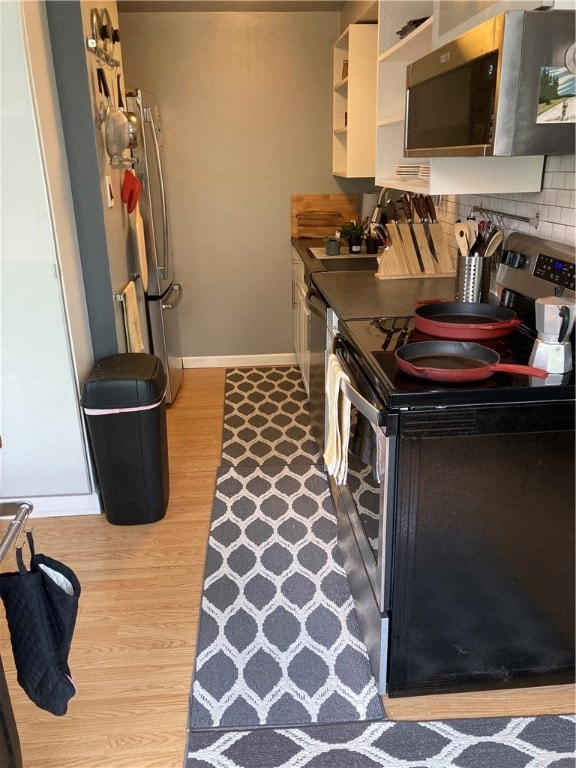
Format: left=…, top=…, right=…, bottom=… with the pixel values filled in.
left=414, top=300, right=522, bottom=339
left=395, top=341, right=548, bottom=383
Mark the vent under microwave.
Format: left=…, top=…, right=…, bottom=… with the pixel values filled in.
left=404, top=10, right=576, bottom=158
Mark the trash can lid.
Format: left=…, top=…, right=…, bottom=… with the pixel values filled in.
left=81, top=354, right=167, bottom=410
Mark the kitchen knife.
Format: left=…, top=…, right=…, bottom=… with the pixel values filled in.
left=424, top=196, right=453, bottom=272
left=410, top=195, right=438, bottom=274
left=401, top=195, right=425, bottom=272
left=413, top=195, right=439, bottom=261
left=395, top=197, right=422, bottom=275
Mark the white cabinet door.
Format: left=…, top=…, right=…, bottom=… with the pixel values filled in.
left=0, top=1, right=92, bottom=500
left=333, top=24, right=378, bottom=178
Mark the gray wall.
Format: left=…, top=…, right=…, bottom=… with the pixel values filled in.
left=119, top=11, right=372, bottom=359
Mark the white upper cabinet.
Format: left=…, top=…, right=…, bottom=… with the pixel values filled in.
left=375, top=0, right=546, bottom=195
left=432, top=0, right=549, bottom=49
left=332, top=23, right=378, bottom=178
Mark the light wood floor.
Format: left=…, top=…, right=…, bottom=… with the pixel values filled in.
left=0, top=368, right=573, bottom=767
left=0, top=368, right=225, bottom=768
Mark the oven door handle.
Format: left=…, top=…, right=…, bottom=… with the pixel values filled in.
left=305, top=287, right=327, bottom=320
left=333, top=350, right=382, bottom=428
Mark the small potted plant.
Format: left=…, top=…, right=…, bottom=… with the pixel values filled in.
left=323, top=235, right=341, bottom=256
left=339, top=220, right=365, bottom=253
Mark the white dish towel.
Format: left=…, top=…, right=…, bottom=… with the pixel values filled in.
left=121, top=280, right=145, bottom=353
left=324, top=353, right=352, bottom=485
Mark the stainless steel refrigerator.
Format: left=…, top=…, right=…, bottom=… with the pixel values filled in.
left=126, top=89, right=183, bottom=405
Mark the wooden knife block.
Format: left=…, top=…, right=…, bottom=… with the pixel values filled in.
left=375, top=222, right=455, bottom=280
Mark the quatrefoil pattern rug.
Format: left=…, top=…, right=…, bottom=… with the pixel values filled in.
left=188, top=461, right=384, bottom=728
left=220, top=367, right=321, bottom=466
left=186, top=715, right=576, bottom=768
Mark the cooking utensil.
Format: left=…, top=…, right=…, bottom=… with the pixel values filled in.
left=395, top=340, right=548, bottom=383
left=454, top=222, right=470, bottom=257
left=482, top=228, right=503, bottom=259
left=414, top=300, right=522, bottom=339
left=466, top=218, right=478, bottom=244
left=104, top=108, right=133, bottom=158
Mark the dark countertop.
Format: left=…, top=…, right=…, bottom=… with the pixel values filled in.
left=312, top=271, right=456, bottom=320
left=291, top=237, right=378, bottom=283
left=291, top=236, right=456, bottom=320
left=292, top=237, right=455, bottom=320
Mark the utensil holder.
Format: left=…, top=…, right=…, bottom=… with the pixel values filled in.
left=455, top=254, right=493, bottom=303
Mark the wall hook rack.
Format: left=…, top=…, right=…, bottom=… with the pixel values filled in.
left=471, top=204, right=540, bottom=231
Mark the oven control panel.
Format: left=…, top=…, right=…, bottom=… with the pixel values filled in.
left=495, top=232, right=575, bottom=303
left=532, top=254, right=575, bottom=292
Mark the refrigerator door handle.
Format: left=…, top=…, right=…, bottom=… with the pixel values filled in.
left=144, top=107, right=170, bottom=281
left=161, top=283, right=183, bottom=311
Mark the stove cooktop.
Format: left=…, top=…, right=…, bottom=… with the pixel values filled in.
left=339, top=316, right=575, bottom=409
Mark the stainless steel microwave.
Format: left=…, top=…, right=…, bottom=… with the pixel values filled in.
left=404, top=10, right=576, bottom=157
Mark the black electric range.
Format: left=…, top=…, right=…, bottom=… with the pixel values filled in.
left=332, top=233, right=575, bottom=698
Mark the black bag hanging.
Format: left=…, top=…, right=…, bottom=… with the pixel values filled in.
left=0, top=533, right=81, bottom=716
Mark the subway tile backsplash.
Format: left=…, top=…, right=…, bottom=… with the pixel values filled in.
left=438, top=155, right=576, bottom=259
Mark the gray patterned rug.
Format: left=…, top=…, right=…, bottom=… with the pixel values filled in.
left=188, top=462, right=384, bottom=729
left=221, top=367, right=320, bottom=466
left=185, top=715, right=576, bottom=767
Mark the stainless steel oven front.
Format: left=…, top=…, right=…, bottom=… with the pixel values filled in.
left=329, top=339, right=395, bottom=694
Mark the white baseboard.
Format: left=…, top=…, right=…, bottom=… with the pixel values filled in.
left=0, top=493, right=101, bottom=519
left=183, top=353, right=298, bottom=369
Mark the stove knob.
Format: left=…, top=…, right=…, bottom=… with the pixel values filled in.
left=508, top=251, right=526, bottom=269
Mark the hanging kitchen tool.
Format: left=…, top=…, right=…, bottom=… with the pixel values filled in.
left=482, top=228, right=504, bottom=259
left=414, top=300, right=522, bottom=339
left=100, top=8, right=115, bottom=58
left=395, top=340, right=547, bottom=383
left=95, top=61, right=112, bottom=125
left=116, top=71, right=139, bottom=150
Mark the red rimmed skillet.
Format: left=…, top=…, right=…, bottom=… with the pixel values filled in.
left=395, top=340, right=548, bottom=383
left=414, top=300, right=522, bottom=340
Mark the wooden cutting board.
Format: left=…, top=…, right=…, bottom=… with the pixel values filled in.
left=291, top=194, right=359, bottom=238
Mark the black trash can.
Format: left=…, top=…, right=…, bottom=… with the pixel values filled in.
left=81, top=354, right=169, bottom=525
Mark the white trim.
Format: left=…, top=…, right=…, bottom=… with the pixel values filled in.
left=0, top=493, right=101, bottom=519
left=183, top=353, right=298, bottom=369
left=83, top=398, right=164, bottom=416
